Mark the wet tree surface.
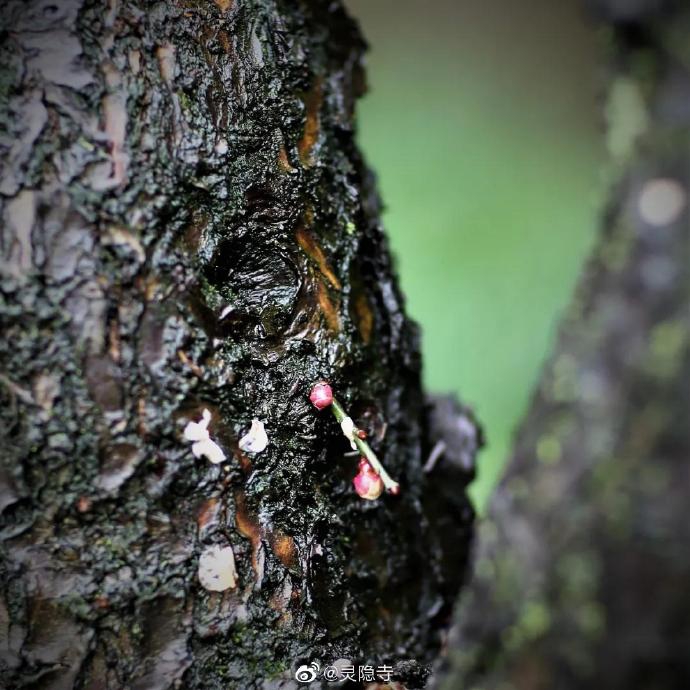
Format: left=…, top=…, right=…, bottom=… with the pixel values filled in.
left=0, top=1, right=479, bottom=689
left=434, top=1, right=690, bottom=689
left=3, top=0, right=689, bottom=689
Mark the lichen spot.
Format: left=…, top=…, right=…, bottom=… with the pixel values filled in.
left=638, top=178, right=686, bottom=227
left=183, top=408, right=226, bottom=464
left=238, top=419, right=268, bottom=454
left=198, top=545, right=237, bottom=592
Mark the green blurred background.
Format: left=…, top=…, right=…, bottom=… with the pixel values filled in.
left=345, top=0, right=606, bottom=511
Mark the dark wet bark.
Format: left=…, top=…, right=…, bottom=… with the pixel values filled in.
left=0, top=2, right=478, bottom=689
left=435, top=1, right=690, bottom=689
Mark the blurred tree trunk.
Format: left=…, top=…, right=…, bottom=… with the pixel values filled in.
left=435, top=1, right=690, bottom=689
left=0, top=1, right=478, bottom=688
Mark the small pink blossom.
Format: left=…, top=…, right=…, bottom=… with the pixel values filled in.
left=309, top=382, right=333, bottom=410
left=353, top=459, right=384, bottom=501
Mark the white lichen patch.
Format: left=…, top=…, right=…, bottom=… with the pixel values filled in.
left=638, top=178, right=686, bottom=227
left=198, top=545, right=237, bottom=592
left=183, top=408, right=226, bottom=464
left=238, top=419, right=268, bottom=454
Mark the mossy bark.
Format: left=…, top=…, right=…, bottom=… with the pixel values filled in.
left=0, top=2, right=478, bottom=688
left=435, top=2, right=690, bottom=689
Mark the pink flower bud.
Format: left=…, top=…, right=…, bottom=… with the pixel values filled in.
left=353, top=459, right=384, bottom=500
left=309, top=382, right=333, bottom=410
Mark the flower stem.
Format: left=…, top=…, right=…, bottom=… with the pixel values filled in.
left=330, top=397, right=400, bottom=493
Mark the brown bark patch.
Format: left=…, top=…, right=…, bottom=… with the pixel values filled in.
left=353, top=291, right=374, bottom=344
left=278, top=145, right=296, bottom=173
left=217, top=29, right=233, bottom=55
left=268, top=530, right=298, bottom=570
left=316, top=277, right=341, bottom=332
left=86, top=354, right=123, bottom=412
left=197, top=497, right=221, bottom=534
left=156, top=43, right=176, bottom=85
left=177, top=349, right=203, bottom=377
left=298, top=79, right=322, bottom=167
left=296, top=226, right=341, bottom=290
left=213, top=0, right=233, bottom=12
left=234, top=489, right=263, bottom=582
left=97, top=443, right=142, bottom=493
left=181, top=210, right=209, bottom=253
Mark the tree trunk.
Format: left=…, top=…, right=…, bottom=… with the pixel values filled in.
left=0, top=2, right=478, bottom=689
left=435, top=1, right=690, bottom=688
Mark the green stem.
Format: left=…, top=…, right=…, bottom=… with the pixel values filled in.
left=331, top=397, right=400, bottom=492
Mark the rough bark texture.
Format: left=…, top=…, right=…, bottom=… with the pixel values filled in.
left=435, top=1, right=690, bottom=689
left=0, top=2, right=479, bottom=689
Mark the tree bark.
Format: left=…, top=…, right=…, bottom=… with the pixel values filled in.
left=0, top=2, right=478, bottom=689
left=434, top=1, right=690, bottom=688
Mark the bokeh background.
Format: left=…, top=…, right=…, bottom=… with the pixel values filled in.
left=345, top=0, right=607, bottom=510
